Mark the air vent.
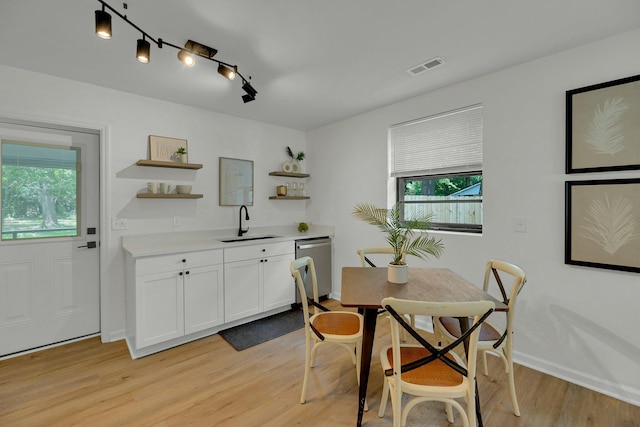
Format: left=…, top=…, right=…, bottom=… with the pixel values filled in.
left=407, top=57, right=445, bottom=76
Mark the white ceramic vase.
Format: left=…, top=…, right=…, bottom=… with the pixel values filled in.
left=282, top=161, right=293, bottom=173
left=387, top=263, right=408, bottom=284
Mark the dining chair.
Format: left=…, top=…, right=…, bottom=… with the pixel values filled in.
left=378, top=297, right=495, bottom=427
left=433, top=259, right=527, bottom=416
left=290, top=256, right=364, bottom=404
left=357, top=247, right=413, bottom=340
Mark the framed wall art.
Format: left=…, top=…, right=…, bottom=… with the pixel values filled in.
left=565, top=178, right=640, bottom=273
left=149, top=135, right=187, bottom=162
left=219, top=157, right=253, bottom=206
left=566, top=74, right=640, bottom=173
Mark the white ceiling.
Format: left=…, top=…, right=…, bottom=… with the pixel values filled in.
left=1, top=0, right=640, bottom=131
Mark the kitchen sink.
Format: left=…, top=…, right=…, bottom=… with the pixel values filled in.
left=219, top=235, right=280, bottom=243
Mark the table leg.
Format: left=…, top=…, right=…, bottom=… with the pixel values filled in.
left=457, top=317, right=483, bottom=427
left=357, top=308, right=378, bottom=427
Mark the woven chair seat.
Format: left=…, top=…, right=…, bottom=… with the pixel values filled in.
left=386, top=346, right=463, bottom=387
left=313, top=312, right=362, bottom=336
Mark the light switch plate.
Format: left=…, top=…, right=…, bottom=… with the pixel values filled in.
left=112, top=218, right=127, bottom=230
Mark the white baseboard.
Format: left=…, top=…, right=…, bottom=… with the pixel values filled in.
left=514, top=350, right=640, bottom=408
left=102, top=328, right=126, bottom=343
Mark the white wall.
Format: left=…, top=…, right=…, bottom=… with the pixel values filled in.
left=0, top=64, right=307, bottom=342
left=306, top=29, right=640, bottom=406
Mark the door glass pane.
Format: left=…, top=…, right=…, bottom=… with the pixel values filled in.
left=1, top=141, right=79, bottom=240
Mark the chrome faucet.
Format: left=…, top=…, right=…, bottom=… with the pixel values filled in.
left=238, top=205, right=250, bottom=236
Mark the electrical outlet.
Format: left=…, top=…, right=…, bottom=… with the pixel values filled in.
left=173, top=216, right=181, bottom=227
left=513, top=217, right=527, bottom=233
left=112, top=218, right=127, bottom=230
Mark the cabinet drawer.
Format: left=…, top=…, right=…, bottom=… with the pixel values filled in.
left=136, top=249, right=223, bottom=276
left=224, top=241, right=294, bottom=263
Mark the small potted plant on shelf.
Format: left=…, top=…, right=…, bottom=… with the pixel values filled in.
left=175, top=147, right=188, bottom=163
left=352, top=202, right=444, bottom=284
left=284, top=146, right=305, bottom=173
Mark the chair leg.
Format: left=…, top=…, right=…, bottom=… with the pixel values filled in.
left=310, top=341, right=320, bottom=367
left=378, top=379, right=389, bottom=417
left=300, top=340, right=311, bottom=404
left=502, top=339, right=520, bottom=416
left=445, top=403, right=454, bottom=423
left=481, top=350, right=489, bottom=376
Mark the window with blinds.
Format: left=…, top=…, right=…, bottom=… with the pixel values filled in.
left=390, top=105, right=483, bottom=233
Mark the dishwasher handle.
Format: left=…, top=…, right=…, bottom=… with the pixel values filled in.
left=296, top=241, right=332, bottom=250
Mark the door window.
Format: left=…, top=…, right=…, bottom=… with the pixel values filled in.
left=1, top=141, right=79, bottom=240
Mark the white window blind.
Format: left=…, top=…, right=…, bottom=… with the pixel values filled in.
left=389, top=104, right=483, bottom=177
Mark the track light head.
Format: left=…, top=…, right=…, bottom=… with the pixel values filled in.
left=177, top=49, right=195, bottom=67
left=242, top=81, right=257, bottom=98
left=95, top=8, right=112, bottom=39
left=136, top=37, right=150, bottom=63
left=218, top=63, right=236, bottom=80
left=184, top=40, right=217, bottom=59
left=242, top=94, right=255, bottom=103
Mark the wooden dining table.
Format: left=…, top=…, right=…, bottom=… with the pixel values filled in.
left=340, top=266, right=508, bottom=427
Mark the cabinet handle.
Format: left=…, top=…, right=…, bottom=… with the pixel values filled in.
left=262, top=249, right=266, bottom=252
left=179, top=271, right=183, bottom=276
left=185, top=271, right=190, bottom=275
left=264, top=259, right=268, bottom=263
left=182, top=259, right=187, bottom=263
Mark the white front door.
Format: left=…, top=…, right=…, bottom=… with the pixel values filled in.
left=0, top=121, right=100, bottom=357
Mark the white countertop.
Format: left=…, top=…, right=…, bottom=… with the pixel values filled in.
left=122, top=225, right=334, bottom=258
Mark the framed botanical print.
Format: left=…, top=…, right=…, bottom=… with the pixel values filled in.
left=566, top=74, right=640, bottom=173
left=565, top=178, right=640, bottom=273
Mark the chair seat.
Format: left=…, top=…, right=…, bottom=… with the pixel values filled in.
left=312, top=311, right=362, bottom=336
left=385, top=346, right=463, bottom=387
left=438, top=316, right=502, bottom=342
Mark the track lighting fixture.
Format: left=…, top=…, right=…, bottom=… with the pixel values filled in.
left=177, top=49, right=195, bottom=67
left=94, top=6, right=112, bottom=39
left=218, top=64, right=237, bottom=80
left=136, top=36, right=150, bottom=63
left=93, top=0, right=257, bottom=102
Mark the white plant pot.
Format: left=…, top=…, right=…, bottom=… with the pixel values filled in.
left=388, top=263, right=408, bottom=284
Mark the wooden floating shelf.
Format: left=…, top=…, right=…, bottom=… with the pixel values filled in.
left=137, top=159, right=203, bottom=170
left=269, top=171, right=310, bottom=178
left=137, top=193, right=203, bottom=199
left=268, top=196, right=310, bottom=200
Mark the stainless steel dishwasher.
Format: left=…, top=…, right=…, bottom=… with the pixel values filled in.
left=295, top=236, right=332, bottom=303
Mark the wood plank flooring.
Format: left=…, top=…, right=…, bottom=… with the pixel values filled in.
left=1, top=300, right=639, bottom=426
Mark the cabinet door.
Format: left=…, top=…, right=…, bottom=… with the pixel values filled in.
left=263, top=253, right=296, bottom=311
left=224, top=259, right=262, bottom=323
left=136, top=271, right=184, bottom=348
left=184, top=264, right=224, bottom=335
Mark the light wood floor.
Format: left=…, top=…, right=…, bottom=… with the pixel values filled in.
left=1, top=300, right=639, bottom=427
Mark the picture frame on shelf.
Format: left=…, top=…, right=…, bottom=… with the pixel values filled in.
left=149, top=135, right=188, bottom=162
left=566, top=74, right=640, bottom=173
left=565, top=178, right=640, bottom=273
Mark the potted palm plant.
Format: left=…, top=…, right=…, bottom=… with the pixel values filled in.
left=352, top=202, right=444, bottom=283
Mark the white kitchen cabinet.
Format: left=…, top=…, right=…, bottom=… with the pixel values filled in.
left=125, top=249, right=223, bottom=357
left=224, top=241, right=295, bottom=323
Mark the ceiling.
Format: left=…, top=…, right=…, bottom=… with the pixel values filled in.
left=1, top=1, right=640, bottom=131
